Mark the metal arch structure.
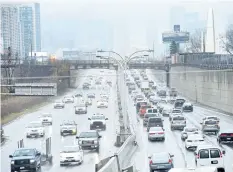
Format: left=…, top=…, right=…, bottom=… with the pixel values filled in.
left=1, top=47, right=20, bottom=92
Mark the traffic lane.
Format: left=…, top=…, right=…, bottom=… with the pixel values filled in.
left=0, top=72, right=85, bottom=172
left=183, top=110, right=233, bottom=172
left=126, top=93, right=186, bottom=171
left=42, top=70, right=119, bottom=172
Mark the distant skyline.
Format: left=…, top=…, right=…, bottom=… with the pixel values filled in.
left=2, top=0, right=233, bottom=56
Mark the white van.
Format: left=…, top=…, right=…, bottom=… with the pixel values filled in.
left=168, top=167, right=225, bottom=172
left=194, top=145, right=225, bottom=168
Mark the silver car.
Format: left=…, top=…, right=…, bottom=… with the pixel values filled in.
left=148, top=152, right=174, bottom=171
left=181, top=127, right=200, bottom=141
left=170, top=115, right=186, bottom=130
left=143, top=113, right=159, bottom=126
left=201, top=120, right=220, bottom=134
left=148, top=127, right=165, bottom=141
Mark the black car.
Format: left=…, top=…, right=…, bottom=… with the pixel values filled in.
left=157, top=90, right=166, bottom=97
left=217, top=130, right=233, bottom=144
left=183, top=102, right=193, bottom=112
left=174, top=98, right=186, bottom=109
left=9, top=148, right=41, bottom=172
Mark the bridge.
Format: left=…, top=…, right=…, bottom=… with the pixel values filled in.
left=67, top=60, right=167, bottom=70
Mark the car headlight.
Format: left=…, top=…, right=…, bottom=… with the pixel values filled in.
left=11, top=161, right=15, bottom=164
left=30, top=159, right=35, bottom=163
left=94, top=140, right=98, bottom=144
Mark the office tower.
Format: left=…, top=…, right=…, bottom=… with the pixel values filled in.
left=19, top=3, right=41, bottom=58
left=1, top=4, right=21, bottom=58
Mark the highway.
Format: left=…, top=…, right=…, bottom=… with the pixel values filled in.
left=1, top=69, right=119, bottom=172
left=127, top=69, right=233, bottom=172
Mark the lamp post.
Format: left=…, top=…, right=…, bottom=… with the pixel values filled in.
left=96, top=49, right=153, bottom=139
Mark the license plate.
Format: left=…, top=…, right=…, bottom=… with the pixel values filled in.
left=212, top=160, right=218, bottom=164
left=20, top=167, right=25, bottom=169
left=227, top=138, right=231, bottom=140
left=158, top=166, right=165, bottom=168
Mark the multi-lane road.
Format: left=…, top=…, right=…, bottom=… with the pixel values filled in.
left=1, top=69, right=119, bottom=172
left=128, top=69, right=233, bottom=172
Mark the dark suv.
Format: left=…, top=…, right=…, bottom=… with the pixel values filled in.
left=9, top=148, right=41, bottom=172
left=76, top=130, right=102, bottom=152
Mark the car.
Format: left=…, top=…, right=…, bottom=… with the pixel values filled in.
left=170, top=115, right=186, bottom=130
left=194, top=145, right=225, bottom=168
left=76, top=130, right=102, bottom=152
left=157, top=100, right=168, bottom=113
left=147, top=117, right=164, bottom=132
left=75, top=93, right=83, bottom=97
left=60, top=121, right=77, bottom=136
left=74, top=104, right=87, bottom=114
left=149, top=96, right=160, bottom=105
left=39, top=113, right=52, bottom=125
left=174, top=98, right=186, bottom=109
left=202, top=116, right=220, bottom=123
left=87, top=93, right=95, bottom=98
left=149, top=80, right=154, bottom=87
left=148, top=152, right=174, bottom=171
left=157, top=90, right=167, bottom=97
left=9, top=148, right=41, bottom=172
left=82, top=83, right=90, bottom=89
left=162, top=107, right=172, bottom=117
left=169, top=109, right=183, bottom=121
left=168, top=167, right=226, bottom=172
left=217, top=130, right=233, bottom=144
left=26, top=121, right=45, bottom=138
left=88, top=114, right=108, bottom=130
left=146, top=92, right=156, bottom=99
left=181, top=127, right=200, bottom=141
left=85, top=98, right=92, bottom=106
left=63, top=96, right=74, bottom=103
left=183, top=102, right=193, bottom=112
left=169, top=88, right=178, bottom=97
left=148, top=127, right=165, bottom=141
left=54, top=101, right=65, bottom=109
left=100, top=93, right=109, bottom=101
left=95, top=80, right=101, bottom=85
left=60, top=146, right=84, bottom=166
left=151, top=85, right=157, bottom=90
left=97, top=100, right=108, bottom=108
left=185, top=134, right=206, bottom=150
left=143, top=113, right=160, bottom=126
left=201, top=120, right=220, bottom=134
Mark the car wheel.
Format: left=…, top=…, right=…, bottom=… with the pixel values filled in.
left=31, top=168, right=37, bottom=172
left=150, top=168, right=154, bottom=172
left=26, top=135, right=30, bottom=138
left=96, top=147, right=99, bottom=153
left=162, top=138, right=165, bottom=141
left=60, top=132, right=63, bottom=136
left=103, top=126, right=106, bottom=130
left=90, top=126, right=93, bottom=130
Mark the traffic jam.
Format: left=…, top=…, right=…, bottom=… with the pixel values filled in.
left=126, top=69, right=233, bottom=172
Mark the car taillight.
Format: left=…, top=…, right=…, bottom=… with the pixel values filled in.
left=220, top=134, right=227, bottom=136
left=231, top=134, right=233, bottom=136
left=158, top=132, right=164, bottom=134
left=168, top=159, right=172, bottom=163
left=149, top=160, right=153, bottom=165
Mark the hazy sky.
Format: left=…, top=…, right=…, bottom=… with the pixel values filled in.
left=2, top=0, right=233, bottom=55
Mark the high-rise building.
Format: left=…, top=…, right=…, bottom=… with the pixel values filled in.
left=1, top=4, right=21, bottom=58
left=19, top=3, right=41, bottom=58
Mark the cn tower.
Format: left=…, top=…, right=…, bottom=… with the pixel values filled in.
left=205, top=8, right=216, bottom=53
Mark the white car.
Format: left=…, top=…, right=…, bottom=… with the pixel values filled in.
left=26, top=121, right=45, bottom=138
left=75, top=104, right=87, bottom=114
left=39, top=113, right=52, bottom=125
left=202, top=116, right=220, bottom=123
left=195, top=145, right=225, bottom=168
left=97, top=100, right=108, bottom=108
left=87, top=93, right=95, bottom=98
left=148, top=127, right=165, bottom=141
left=100, top=94, right=109, bottom=101
left=60, top=146, right=84, bottom=166
left=185, top=134, right=206, bottom=150
left=181, top=127, right=200, bottom=140
left=63, top=96, right=74, bottom=103
left=54, top=101, right=65, bottom=108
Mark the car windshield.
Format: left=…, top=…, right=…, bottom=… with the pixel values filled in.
left=205, top=120, right=217, bottom=125
left=207, top=117, right=218, bottom=120
left=27, top=123, right=42, bottom=128
left=149, top=118, right=162, bottom=122
left=79, top=132, right=98, bottom=138
left=13, top=149, right=35, bottom=157
left=62, top=122, right=76, bottom=126
left=42, top=114, right=51, bottom=117
left=92, top=116, right=105, bottom=120
left=61, top=146, right=80, bottom=153
left=173, top=117, right=185, bottom=120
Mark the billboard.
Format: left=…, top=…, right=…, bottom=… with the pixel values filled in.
left=174, top=25, right=180, bottom=32
left=162, top=32, right=189, bottom=43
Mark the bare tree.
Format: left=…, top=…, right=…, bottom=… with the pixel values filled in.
left=225, top=25, right=233, bottom=54
left=188, top=29, right=202, bottom=53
